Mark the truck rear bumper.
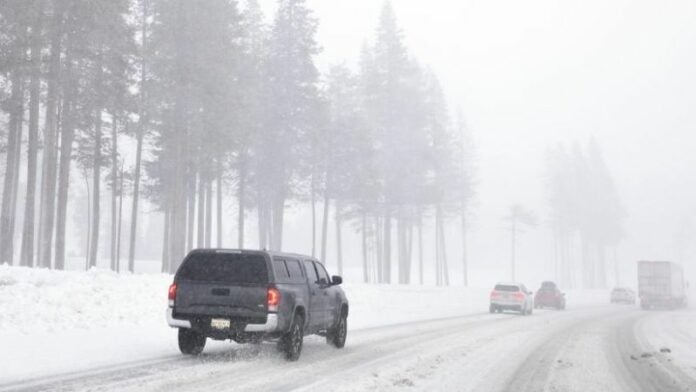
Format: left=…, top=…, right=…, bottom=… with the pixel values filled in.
left=244, top=314, right=278, bottom=332
left=167, top=308, right=192, bottom=328
left=166, top=308, right=278, bottom=332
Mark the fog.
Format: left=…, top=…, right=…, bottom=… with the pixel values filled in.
left=2, top=0, right=696, bottom=289
left=4, top=1, right=696, bottom=389
left=277, top=0, right=696, bottom=285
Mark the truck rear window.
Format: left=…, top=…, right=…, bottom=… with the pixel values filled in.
left=494, top=284, right=519, bottom=292
left=176, top=253, right=268, bottom=284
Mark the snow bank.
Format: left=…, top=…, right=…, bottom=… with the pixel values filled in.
left=0, top=265, right=489, bottom=334
left=0, top=265, right=171, bottom=334
left=0, top=265, right=609, bottom=383
left=0, top=265, right=608, bottom=334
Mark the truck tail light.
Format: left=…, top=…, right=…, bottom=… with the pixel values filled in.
left=267, top=287, right=281, bottom=312
left=168, top=283, right=177, bottom=307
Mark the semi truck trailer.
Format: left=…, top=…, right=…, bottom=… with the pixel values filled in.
left=637, top=260, right=687, bottom=310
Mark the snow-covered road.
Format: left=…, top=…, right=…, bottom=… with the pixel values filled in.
left=3, top=305, right=696, bottom=392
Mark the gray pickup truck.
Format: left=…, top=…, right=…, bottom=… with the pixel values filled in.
left=167, top=249, right=349, bottom=361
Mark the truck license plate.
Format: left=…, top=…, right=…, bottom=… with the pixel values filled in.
left=211, top=318, right=231, bottom=329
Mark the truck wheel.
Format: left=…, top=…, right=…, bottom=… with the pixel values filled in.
left=178, top=328, right=206, bottom=355
left=281, top=314, right=304, bottom=361
left=327, top=313, right=347, bottom=348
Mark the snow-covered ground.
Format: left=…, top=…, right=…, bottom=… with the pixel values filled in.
left=2, top=265, right=694, bottom=391
left=0, top=265, right=605, bottom=384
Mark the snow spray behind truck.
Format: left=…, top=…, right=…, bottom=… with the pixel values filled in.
left=637, top=261, right=688, bottom=309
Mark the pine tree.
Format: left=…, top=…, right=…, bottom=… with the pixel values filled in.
left=257, top=0, right=321, bottom=251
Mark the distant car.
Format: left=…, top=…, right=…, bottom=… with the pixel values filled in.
left=489, top=282, right=534, bottom=315
left=610, top=287, right=636, bottom=304
left=534, top=281, right=566, bottom=310
left=166, top=249, right=349, bottom=361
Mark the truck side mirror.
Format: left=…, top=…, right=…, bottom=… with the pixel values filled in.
left=331, top=275, right=343, bottom=285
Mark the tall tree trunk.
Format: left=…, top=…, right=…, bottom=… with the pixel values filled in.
left=375, top=216, right=383, bottom=283
left=510, top=218, right=516, bottom=282
left=20, top=8, right=44, bottom=267
left=116, top=164, right=124, bottom=272
left=461, top=212, right=468, bottom=286
left=257, top=198, right=266, bottom=249
left=37, top=3, right=65, bottom=268
left=271, top=195, right=284, bottom=251
left=89, top=106, right=103, bottom=269
left=54, top=63, right=76, bottom=270
left=397, top=208, right=405, bottom=284
left=418, top=212, right=423, bottom=285
left=186, top=174, right=195, bottom=251
left=311, top=174, right=316, bottom=257
left=361, top=212, right=368, bottom=283
left=128, top=128, right=143, bottom=272
left=383, top=208, right=392, bottom=283
left=168, top=121, right=187, bottom=270
left=335, top=201, right=343, bottom=276
left=397, top=210, right=412, bottom=284
left=205, top=178, right=212, bottom=247
left=439, top=211, right=449, bottom=286
left=237, top=159, right=246, bottom=248
left=435, top=206, right=441, bottom=286
left=197, top=174, right=205, bottom=247
left=216, top=171, right=222, bottom=247
left=320, top=194, right=330, bottom=262
left=83, top=171, right=91, bottom=269
left=580, top=235, right=590, bottom=288
left=613, top=246, right=619, bottom=287
left=161, top=208, right=170, bottom=273
left=129, top=0, right=148, bottom=272
left=406, top=221, right=413, bottom=284
left=110, top=115, right=118, bottom=271
left=8, top=100, right=22, bottom=264
left=0, top=70, right=24, bottom=265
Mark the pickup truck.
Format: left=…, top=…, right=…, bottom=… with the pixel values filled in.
left=166, top=249, right=349, bottom=361
left=637, top=260, right=688, bottom=309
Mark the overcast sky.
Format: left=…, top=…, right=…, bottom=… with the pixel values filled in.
left=259, top=0, right=696, bottom=284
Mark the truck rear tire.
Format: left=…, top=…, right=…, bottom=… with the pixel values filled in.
left=178, top=328, right=206, bottom=355
left=281, top=314, right=304, bottom=361
left=327, top=313, right=347, bottom=348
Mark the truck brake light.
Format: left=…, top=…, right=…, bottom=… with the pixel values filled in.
left=168, top=283, right=177, bottom=307
left=267, top=287, right=281, bottom=312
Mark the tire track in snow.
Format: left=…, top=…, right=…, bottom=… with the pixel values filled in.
left=611, top=312, right=696, bottom=392
left=0, top=312, right=501, bottom=392
left=501, top=308, right=696, bottom=392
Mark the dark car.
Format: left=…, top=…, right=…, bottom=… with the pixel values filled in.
left=534, top=281, right=565, bottom=310
left=166, top=249, right=349, bottom=361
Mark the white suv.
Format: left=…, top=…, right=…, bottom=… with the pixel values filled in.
left=490, top=282, right=534, bottom=315
left=610, top=287, right=636, bottom=304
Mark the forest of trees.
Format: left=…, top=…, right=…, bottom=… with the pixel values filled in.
left=546, top=139, right=624, bottom=289
left=0, top=0, right=476, bottom=285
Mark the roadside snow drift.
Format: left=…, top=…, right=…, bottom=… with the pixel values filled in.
left=0, top=265, right=609, bottom=384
